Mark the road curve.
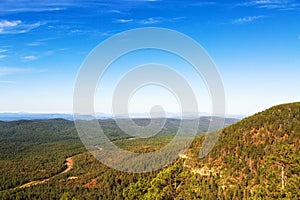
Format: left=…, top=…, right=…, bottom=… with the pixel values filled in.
left=18, top=157, right=74, bottom=189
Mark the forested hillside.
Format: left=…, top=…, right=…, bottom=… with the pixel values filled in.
left=2, top=102, right=299, bottom=199
left=0, top=117, right=237, bottom=199
left=128, top=102, right=300, bottom=199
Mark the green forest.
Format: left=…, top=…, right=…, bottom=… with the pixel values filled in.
left=0, top=103, right=300, bottom=199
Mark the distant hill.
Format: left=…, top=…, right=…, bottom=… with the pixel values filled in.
left=0, top=112, right=244, bottom=121
left=0, top=113, right=75, bottom=121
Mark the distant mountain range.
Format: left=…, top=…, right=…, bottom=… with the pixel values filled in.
left=0, top=112, right=245, bottom=121
left=0, top=113, right=75, bottom=121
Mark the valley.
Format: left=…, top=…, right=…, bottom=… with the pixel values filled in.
left=0, top=103, right=299, bottom=199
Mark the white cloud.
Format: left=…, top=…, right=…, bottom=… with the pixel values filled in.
left=0, top=20, right=43, bottom=34
left=137, top=17, right=184, bottom=25
left=0, top=67, right=29, bottom=76
left=0, top=1, right=68, bottom=13
left=238, top=0, right=282, bottom=6
left=0, top=20, right=21, bottom=27
left=114, top=17, right=184, bottom=25
left=0, top=80, right=16, bottom=84
left=190, top=1, right=217, bottom=6
left=43, top=50, right=53, bottom=56
left=114, top=19, right=133, bottom=23
left=166, top=16, right=186, bottom=22
left=0, top=67, right=45, bottom=77
left=232, top=15, right=265, bottom=24
left=26, top=41, right=43, bottom=46
left=0, top=55, right=7, bottom=59
left=139, top=17, right=162, bottom=25
left=237, top=0, right=300, bottom=10
left=123, top=0, right=162, bottom=2
left=0, top=49, right=8, bottom=53
left=22, top=55, right=38, bottom=61
left=1, top=6, right=65, bottom=13
left=107, top=9, right=122, bottom=13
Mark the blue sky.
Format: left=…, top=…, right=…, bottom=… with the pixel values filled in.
left=0, top=0, right=299, bottom=115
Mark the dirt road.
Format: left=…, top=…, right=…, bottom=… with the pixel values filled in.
left=19, top=157, right=74, bottom=189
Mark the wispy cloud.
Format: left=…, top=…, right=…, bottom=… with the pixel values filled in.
left=1, top=6, right=65, bottom=13
left=0, top=67, right=18, bottom=83
left=167, top=16, right=186, bottom=22
left=0, top=49, right=8, bottom=53
left=114, top=16, right=184, bottom=25
left=26, top=41, right=43, bottom=46
left=0, top=1, right=68, bottom=13
left=237, top=0, right=300, bottom=10
left=0, top=1, right=121, bottom=15
left=232, top=15, right=265, bottom=24
left=123, top=0, right=162, bottom=2
left=0, top=67, right=45, bottom=78
left=113, top=17, right=185, bottom=25
left=0, top=80, right=16, bottom=84
left=0, top=55, right=7, bottom=59
left=0, top=67, right=30, bottom=76
left=139, top=17, right=185, bottom=25
left=0, top=20, right=21, bottom=29
left=43, top=50, right=53, bottom=57
left=22, top=55, right=38, bottom=61
left=107, top=9, right=122, bottom=14
left=0, top=20, right=21, bottom=26
left=239, top=0, right=279, bottom=6
left=190, top=1, right=217, bottom=6
left=0, top=20, right=43, bottom=34
left=114, top=19, right=133, bottom=23
left=139, top=17, right=162, bottom=25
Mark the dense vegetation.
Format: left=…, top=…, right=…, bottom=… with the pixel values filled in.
left=1, top=102, right=300, bottom=199
left=0, top=117, right=237, bottom=199
left=121, top=103, right=300, bottom=199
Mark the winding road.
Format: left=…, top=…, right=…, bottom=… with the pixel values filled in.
left=18, top=157, right=74, bottom=189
